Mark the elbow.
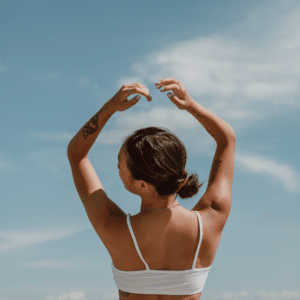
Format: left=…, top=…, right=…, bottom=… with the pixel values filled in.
left=229, top=130, right=236, bottom=143
left=67, top=143, right=73, bottom=157
left=67, top=143, right=76, bottom=161
left=220, top=122, right=236, bottom=144
left=218, top=131, right=236, bottom=147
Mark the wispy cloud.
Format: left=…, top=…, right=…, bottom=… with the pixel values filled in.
left=24, top=147, right=69, bottom=179
left=222, top=291, right=249, bottom=299
left=28, top=71, right=64, bottom=86
left=18, top=260, right=100, bottom=268
left=29, top=107, right=204, bottom=147
left=221, top=290, right=300, bottom=300
left=0, top=66, right=6, bottom=73
left=0, top=157, right=19, bottom=172
left=0, top=286, right=118, bottom=299
left=97, top=106, right=203, bottom=146
left=0, top=226, right=88, bottom=254
left=31, top=2, right=300, bottom=147
left=45, top=292, right=86, bottom=300
left=77, top=76, right=102, bottom=96
left=29, top=132, right=73, bottom=141
left=115, top=106, right=199, bottom=130
left=235, top=153, right=300, bottom=193
left=257, top=290, right=300, bottom=299
left=48, top=72, right=61, bottom=79
left=115, top=1, right=300, bottom=129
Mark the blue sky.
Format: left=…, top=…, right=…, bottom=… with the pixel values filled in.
left=1, top=0, right=300, bottom=299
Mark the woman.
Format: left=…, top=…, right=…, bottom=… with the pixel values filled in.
left=67, top=77, right=236, bottom=300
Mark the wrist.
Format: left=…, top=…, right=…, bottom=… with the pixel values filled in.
left=105, top=99, right=118, bottom=113
left=186, top=99, right=199, bottom=113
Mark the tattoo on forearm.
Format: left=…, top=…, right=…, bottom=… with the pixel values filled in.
left=209, top=158, right=222, bottom=185
left=82, top=106, right=105, bottom=140
left=119, top=290, right=130, bottom=299
left=82, top=114, right=98, bottom=140
left=193, top=110, right=216, bottom=137
left=192, top=109, right=203, bottom=118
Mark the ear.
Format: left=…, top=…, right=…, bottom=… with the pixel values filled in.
left=139, top=180, right=155, bottom=195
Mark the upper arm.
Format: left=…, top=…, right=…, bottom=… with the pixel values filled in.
left=192, top=135, right=236, bottom=226
left=67, top=154, right=126, bottom=248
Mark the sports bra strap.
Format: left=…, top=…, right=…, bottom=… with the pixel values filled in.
left=126, top=214, right=150, bottom=270
left=192, top=211, right=202, bottom=269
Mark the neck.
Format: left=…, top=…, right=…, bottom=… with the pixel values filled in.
left=140, top=194, right=178, bottom=212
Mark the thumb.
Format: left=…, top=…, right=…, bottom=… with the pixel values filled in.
left=167, top=92, right=185, bottom=109
left=129, top=94, right=141, bottom=107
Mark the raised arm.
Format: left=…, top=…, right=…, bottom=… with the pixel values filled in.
left=155, top=78, right=235, bottom=229
left=187, top=101, right=236, bottom=220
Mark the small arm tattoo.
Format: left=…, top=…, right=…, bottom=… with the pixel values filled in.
left=119, top=290, right=130, bottom=299
left=192, top=109, right=203, bottom=118
left=82, top=114, right=98, bottom=140
left=82, top=106, right=106, bottom=140
left=209, top=157, right=222, bottom=185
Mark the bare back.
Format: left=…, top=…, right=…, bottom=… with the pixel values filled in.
left=110, top=204, right=225, bottom=300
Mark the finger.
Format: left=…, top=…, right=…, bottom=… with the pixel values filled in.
left=138, top=84, right=150, bottom=97
left=125, top=83, right=150, bottom=96
left=167, top=92, right=185, bottom=110
left=159, top=83, right=181, bottom=93
left=155, top=77, right=179, bottom=86
left=128, top=95, right=141, bottom=107
left=124, top=86, right=152, bottom=102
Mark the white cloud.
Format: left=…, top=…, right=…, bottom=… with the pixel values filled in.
left=236, top=153, right=300, bottom=193
left=97, top=106, right=214, bottom=154
left=220, top=291, right=300, bottom=300
left=0, top=225, right=88, bottom=254
left=116, top=1, right=300, bottom=128
left=114, top=106, right=199, bottom=130
left=222, top=291, right=249, bottom=299
left=258, top=290, right=300, bottom=299
left=97, top=128, right=134, bottom=145
left=57, top=292, right=86, bottom=300
left=18, top=259, right=100, bottom=268
left=31, top=2, right=300, bottom=148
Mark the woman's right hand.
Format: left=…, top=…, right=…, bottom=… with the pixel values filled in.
left=155, top=77, right=195, bottom=110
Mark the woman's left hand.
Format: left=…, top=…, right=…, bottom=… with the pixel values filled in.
left=108, top=83, right=152, bottom=112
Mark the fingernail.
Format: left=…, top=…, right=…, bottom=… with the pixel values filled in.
left=160, top=87, right=164, bottom=91
left=136, top=95, right=141, bottom=100
left=149, top=95, right=152, bottom=100
left=167, top=93, right=172, bottom=98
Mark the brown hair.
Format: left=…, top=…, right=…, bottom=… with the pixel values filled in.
left=121, top=126, right=204, bottom=199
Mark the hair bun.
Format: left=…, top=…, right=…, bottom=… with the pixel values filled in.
left=177, top=173, right=204, bottom=199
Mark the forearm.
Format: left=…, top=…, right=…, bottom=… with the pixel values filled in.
left=186, top=100, right=235, bottom=146
left=67, top=100, right=116, bottom=161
